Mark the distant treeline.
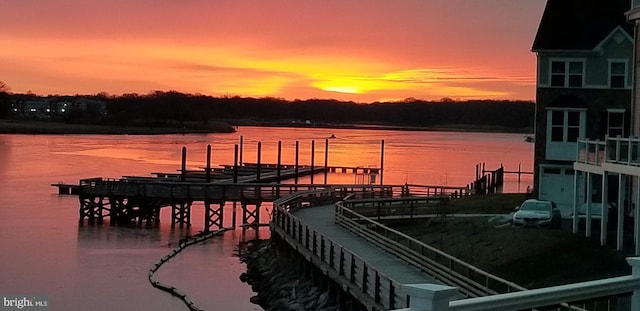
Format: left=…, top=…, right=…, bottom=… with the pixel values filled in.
left=1, top=91, right=535, bottom=132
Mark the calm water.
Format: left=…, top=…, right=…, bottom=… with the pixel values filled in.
left=0, top=126, right=533, bottom=311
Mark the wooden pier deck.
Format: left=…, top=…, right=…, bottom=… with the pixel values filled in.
left=54, top=161, right=389, bottom=231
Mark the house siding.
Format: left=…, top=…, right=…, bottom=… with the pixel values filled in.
left=535, top=37, right=632, bottom=88
left=533, top=88, right=631, bottom=198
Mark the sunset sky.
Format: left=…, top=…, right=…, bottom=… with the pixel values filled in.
left=0, top=1, right=547, bottom=103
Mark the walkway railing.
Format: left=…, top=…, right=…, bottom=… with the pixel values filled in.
left=77, top=178, right=467, bottom=201
left=271, top=187, right=640, bottom=310
left=333, top=191, right=640, bottom=311
left=335, top=192, right=524, bottom=298
left=396, top=265, right=640, bottom=311
left=271, top=187, right=410, bottom=310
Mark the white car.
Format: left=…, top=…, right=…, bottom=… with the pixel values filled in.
left=512, top=199, right=562, bottom=229
left=574, top=202, right=616, bottom=220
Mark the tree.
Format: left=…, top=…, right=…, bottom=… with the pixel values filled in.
left=0, top=81, right=11, bottom=119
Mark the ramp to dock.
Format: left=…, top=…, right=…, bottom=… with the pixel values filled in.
left=292, top=204, right=457, bottom=297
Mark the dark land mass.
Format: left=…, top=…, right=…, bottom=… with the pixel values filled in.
left=0, top=120, right=235, bottom=135
left=0, top=91, right=534, bottom=134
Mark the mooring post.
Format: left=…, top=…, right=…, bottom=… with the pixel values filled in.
left=239, top=135, right=244, bottom=166
left=181, top=146, right=187, bottom=182
left=204, top=202, right=211, bottom=233
left=324, top=138, right=329, bottom=184
left=380, top=139, right=385, bottom=185
left=295, top=140, right=299, bottom=185
left=206, top=144, right=211, bottom=183
left=310, top=140, right=315, bottom=184
left=232, top=201, right=237, bottom=229
left=233, top=144, right=239, bottom=183
left=257, top=141, right=262, bottom=181
left=518, top=162, right=522, bottom=182
left=277, top=141, right=282, bottom=197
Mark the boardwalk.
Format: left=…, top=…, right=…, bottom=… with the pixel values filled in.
left=294, top=204, right=446, bottom=290
left=270, top=189, right=466, bottom=310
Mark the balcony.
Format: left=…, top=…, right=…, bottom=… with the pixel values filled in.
left=577, top=136, right=640, bottom=167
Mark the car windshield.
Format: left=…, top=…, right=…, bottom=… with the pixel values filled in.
left=520, top=201, right=550, bottom=212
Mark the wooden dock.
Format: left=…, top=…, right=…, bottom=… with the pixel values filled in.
left=53, top=157, right=386, bottom=232
left=73, top=180, right=392, bottom=231
left=50, top=142, right=480, bottom=233
left=51, top=182, right=82, bottom=195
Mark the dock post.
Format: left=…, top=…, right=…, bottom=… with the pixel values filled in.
left=380, top=139, right=384, bottom=185
left=324, top=138, right=329, bottom=184
left=310, top=140, right=315, bottom=184
left=242, top=202, right=247, bottom=225
left=204, top=201, right=224, bottom=232
left=239, top=135, right=243, bottom=166
left=518, top=162, right=522, bottom=182
left=277, top=141, right=282, bottom=197
left=232, top=201, right=237, bottom=229
left=171, top=201, right=192, bottom=228
left=295, top=141, right=299, bottom=185
left=257, top=141, right=262, bottom=181
left=181, top=146, right=187, bottom=182
left=204, top=201, right=211, bottom=233
left=233, top=144, right=239, bottom=183
left=206, top=144, right=211, bottom=183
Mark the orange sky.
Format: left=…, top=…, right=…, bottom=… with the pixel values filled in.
left=0, top=0, right=547, bottom=102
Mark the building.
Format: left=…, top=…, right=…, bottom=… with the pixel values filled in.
left=531, top=0, right=633, bottom=219
left=10, top=96, right=106, bottom=119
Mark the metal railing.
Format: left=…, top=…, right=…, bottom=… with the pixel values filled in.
left=394, top=271, right=640, bottom=311
left=335, top=193, right=524, bottom=298
left=271, top=188, right=409, bottom=310
left=272, top=188, right=640, bottom=311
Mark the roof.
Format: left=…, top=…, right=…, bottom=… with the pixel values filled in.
left=531, top=0, right=632, bottom=51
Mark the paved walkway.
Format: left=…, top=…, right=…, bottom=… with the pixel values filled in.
left=294, top=204, right=443, bottom=287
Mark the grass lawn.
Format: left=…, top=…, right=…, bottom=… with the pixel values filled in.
left=387, top=193, right=633, bottom=289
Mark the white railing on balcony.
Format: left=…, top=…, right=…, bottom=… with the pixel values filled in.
left=394, top=259, right=640, bottom=311
left=577, top=136, right=640, bottom=167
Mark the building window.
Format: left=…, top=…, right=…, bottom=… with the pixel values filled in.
left=609, top=61, right=627, bottom=88
left=551, top=60, right=584, bottom=88
left=549, top=109, right=584, bottom=142
left=543, top=168, right=561, bottom=174
left=607, top=109, right=625, bottom=137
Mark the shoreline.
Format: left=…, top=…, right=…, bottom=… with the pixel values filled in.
left=0, top=120, right=236, bottom=135
left=0, top=119, right=532, bottom=135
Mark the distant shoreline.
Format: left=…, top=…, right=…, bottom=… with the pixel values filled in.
left=0, top=120, right=236, bottom=135
left=0, top=119, right=532, bottom=135
left=248, top=121, right=532, bottom=134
